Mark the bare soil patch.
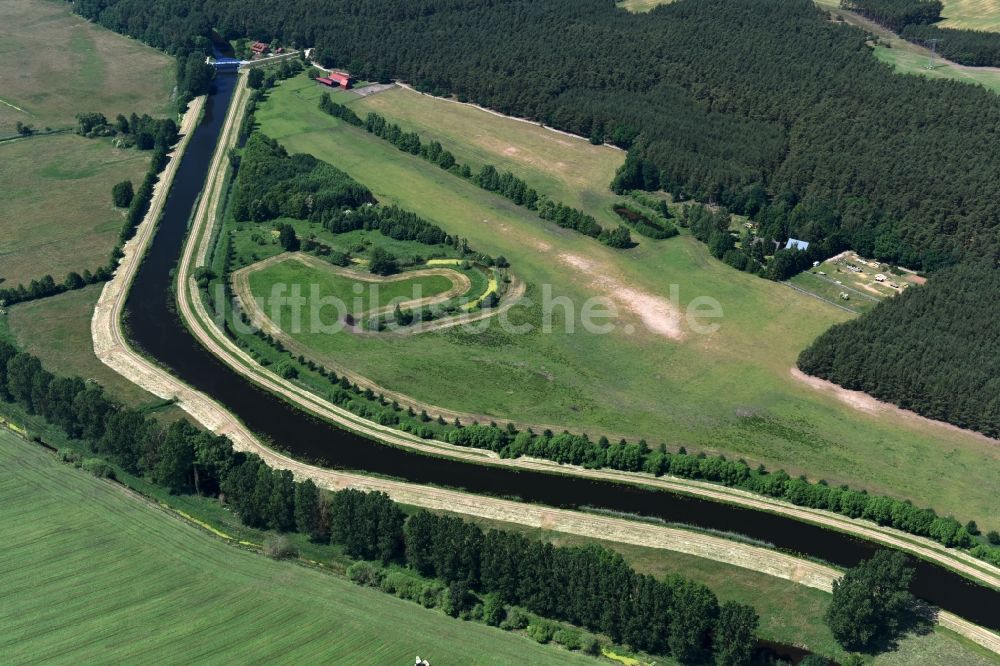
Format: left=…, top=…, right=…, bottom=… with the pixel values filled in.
left=558, top=252, right=684, bottom=339
left=791, top=367, right=999, bottom=444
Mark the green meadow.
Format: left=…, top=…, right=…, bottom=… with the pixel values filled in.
left=0, top=430, right=598, bottom=665
left=0, top=0, right=173, bottom=134
left=249, top=74, right=1000, bottom=527
left=247, top=258, right=457, bottom=315
left=356, top=85, right=628, bottom=230
left=0, top=136, right=150, bottom=286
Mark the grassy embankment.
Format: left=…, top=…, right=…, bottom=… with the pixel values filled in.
left=0, top=0, right=179, bottom=413
left=248, top=74, right=1000, bottom=528
left=0, top=429, right=597, bottom=665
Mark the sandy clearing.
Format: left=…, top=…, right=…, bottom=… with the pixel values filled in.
left=791, top=367, right=886, bottom=415
left=791, top=368, right=1000, bottom=444
left=558, top=251, right=684, bottom=339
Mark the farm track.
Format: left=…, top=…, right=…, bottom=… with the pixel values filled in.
left=90, top=72, right=1000, bottom=654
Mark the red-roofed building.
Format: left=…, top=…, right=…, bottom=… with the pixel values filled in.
left=250, top=41, right=269, bottom=55
left=329, top=71, right=352, bottom=89
left=316, top=71, right=352, bottom=90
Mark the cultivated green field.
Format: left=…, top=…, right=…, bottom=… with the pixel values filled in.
left=0, top=431, right=596, bottom=665
left=0, top=0, right=173, bottom=134
left=250, top=74, right=1000, bottom=527
left=0, top=136, right=151, bottom=286
left=939, top=0, right=1000, bottom=31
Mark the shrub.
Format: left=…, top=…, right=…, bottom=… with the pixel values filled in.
left=262, top=534, right=299, bottom=559
left=582, top=636, right=602, bottom=656
left=553, top=628, right=582, bottom=650
left=418, top=581, right=444, bottom=608
left=482, top=594, right=506, bottom=626
left=81, top=458, right=116, bottom=479
left=346, top=561, right=385, bottom=587
left=527, top=621, right=556, bottom=644
left=112, top=180, right=135, bottom=208
left=500, top=607, right=531, bottom=631
left=59, top=450, right=82, bottom=465
left=381, top=571, right=423, bottom=601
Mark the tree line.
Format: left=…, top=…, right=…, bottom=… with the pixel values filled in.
left=613, top=201, right=679, bottom=241
left=231, top=133, right=374, bottom=223
left=356, top=108, right=632, bottom=249
left=840, top=0, right=943, bottom=31
left=76, top=110, right=179, bottom=149
left=901, top=23, right=1000, bottom=66
left=798, top=263, right=1000, bottom=440
left=445, top=423, right=997, bottom=561
left=844, top=0, right=1000, bottom=67
left=0, top=337, right=764, bottom=665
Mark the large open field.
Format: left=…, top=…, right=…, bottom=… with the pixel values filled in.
left=939, top=0, right=1000, bottom=31
left=0, top=0, right=173, bottom=134
left=0, top=136, right=151, bottom=286
left=0, top=0, right=174, bottom=286
left=249, top=74, right=1000, bottom=527
left=617, top=0, right=676, bottom=12
left=0, top=430, right=596, bottom=665
left=355, top=85, right=627, bottom=231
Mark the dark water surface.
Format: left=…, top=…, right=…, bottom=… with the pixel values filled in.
left=125, top=74, right=998, bottom=631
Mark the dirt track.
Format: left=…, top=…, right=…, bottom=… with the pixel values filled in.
left=231, top=251, right=473, bottom=319
left=89, top=72, right=1000, bottom=655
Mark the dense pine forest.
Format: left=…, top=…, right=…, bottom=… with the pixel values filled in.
left=841, top=0, right=943, bottom=31
left=798, top=264, right=1000, bottom=438
left=70, top=0, right=1000, bottom=271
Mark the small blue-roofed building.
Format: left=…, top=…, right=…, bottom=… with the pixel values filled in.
left=784, top=238, right=810, bottom=251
